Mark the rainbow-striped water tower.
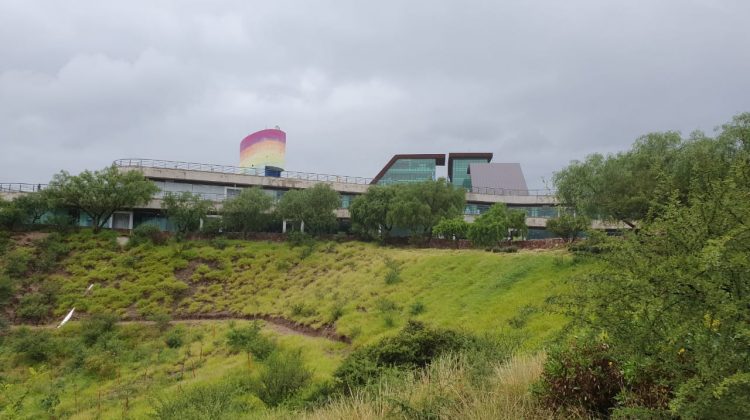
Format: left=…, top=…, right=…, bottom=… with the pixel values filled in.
left=239, top=127, right=286, bottom=176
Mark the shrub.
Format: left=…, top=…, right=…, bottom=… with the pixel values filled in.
left=209, top=236, right=228, bottom=250
left=286, top=231, right=313, bottom=247
left=131, top=223, right=166, bottom=246
left=151, top=381, right=258, bottom=420
left=384, top=269, right=401, bottom=285
left=535, top=338, right=624, bottom=416
left=257, top=350, right=312, bottom=406
left=409, top=301, right=426, bottom=316
left=17, top=292, right=54, bottom=324
left=46, top=214, right=76, bottom=234
left=328, top=302, right=345, bottom=324
left=5, top=248, right=32, bottom=278
left=11, top=327, right=57, bottom=364
left=202, top=217, right=224, bottom=236
left=0, top=231, right=10, bottom=255
left=226, top=323, right=276, bottom=361
left=81, top=313, right=120, bottom=346
left=165, top=328, right=184, bottom=348
left=83, top=352, right=118, bottom=378
left=149, top=313, right=172, bottom=332
left=334, top=321, right=473, bottom=390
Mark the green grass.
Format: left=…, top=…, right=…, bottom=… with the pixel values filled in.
left=0, top=320, right=345, bottom=419
left=0, top=231, right=596, bottom=418
left=3, top=231, right=594, bottom=348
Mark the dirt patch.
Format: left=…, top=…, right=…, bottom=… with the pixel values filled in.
left=12, top=231, right=49, bottom=246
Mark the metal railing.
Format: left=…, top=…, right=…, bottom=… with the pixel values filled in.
left=0, top=183, right=47, bottom=193
left=113, top=158, right=556, bottom=199
left=114, top=158, right=374, bottom=185
left=466, top=186, right=555, bottom=197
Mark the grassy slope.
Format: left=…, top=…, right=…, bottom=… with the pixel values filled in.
left=0, top=320, right=345, bottom=419
left=1, top=232, right=594, bottom=418
left=37, top=232, right=593, bottom=348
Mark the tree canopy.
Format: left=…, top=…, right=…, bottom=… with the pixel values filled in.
left=161, top=192, right=213, bottom=239
left=386, top=180, right=465, bottom=241
left=467, top=203, right=526, bottom=247
left=553, top=114, right=750, bottom=227
left=221, top=188, right=273, bottom=238
left=46, top=166, right=158, bottom=233
left=278, top=184, right=340, bottom=235
left=542, top=112, right=750, bottom=417
left=349, top=185, right=397, bottom=241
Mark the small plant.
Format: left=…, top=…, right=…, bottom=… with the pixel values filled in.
left=286, top=231, right=312, bottom=247
left=210, top=236, right=228, bottom=250
left=165, top=328, right=184, bottom=348
left=130, top=223, right=166, bottom=246
left=149, top=313, right=172, bottom=332
left=409, top=300, right=426, bottom=315
left=384, top=269, right=401, bottom=285
left=226, top=323, right=276, bottom=361
left=328, top=302, right=345, bottom=324
left=257, top=350, right=313, bottom=406
left=5, top=248, right=32, bottom=278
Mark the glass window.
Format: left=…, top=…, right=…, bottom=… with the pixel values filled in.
left=377, top=159, right=437, bottom=185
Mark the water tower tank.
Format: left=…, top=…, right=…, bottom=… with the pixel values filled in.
left=239, top=128, right=286, bottom=173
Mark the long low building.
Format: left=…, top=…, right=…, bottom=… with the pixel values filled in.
left=1, top=155, right=564, bottom=238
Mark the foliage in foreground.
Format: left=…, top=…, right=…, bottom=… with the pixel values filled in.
left=542, top=113, right=750, bottom=418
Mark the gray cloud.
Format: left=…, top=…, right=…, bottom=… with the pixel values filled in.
left=1, top=0, right=749, bottom=188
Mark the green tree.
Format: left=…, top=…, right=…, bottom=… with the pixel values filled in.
left=433, top=217, right=468, bottom=247
left=0, top=197, right=25, bottom=231
left=508, top=209, right=528, bottom=240
left=12, top=191, right=51, bottom=226
left=350, top=185, right=397, bottom=241
left=46, top=165, right=158, bottom=233
left=278, top=184, right=340, bottom=235
left=161, top=192, right=213, bottom=239
left=543, top=113, right=750, bottom=417
left=387, top=180, right=465, bottom=241
left=545, top=211, right=589, bottom=243
left=467, top=203, right=511, bottom=247
left=221, top=187, right=273, bottom=238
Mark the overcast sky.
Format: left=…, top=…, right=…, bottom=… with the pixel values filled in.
left=1, top=0, right=749, bottom=188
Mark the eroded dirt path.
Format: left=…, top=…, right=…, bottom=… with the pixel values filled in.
left=19, top=313, right=351, bottom=344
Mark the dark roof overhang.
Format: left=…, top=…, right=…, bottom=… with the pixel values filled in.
left=371, top=154, right=446, bottom=184
left=447, top=153, right=493, bottom=182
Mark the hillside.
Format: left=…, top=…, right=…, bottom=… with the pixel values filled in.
left=3, top=231, right=593, bottom=348
left=0, top=230, right=596, bottom=418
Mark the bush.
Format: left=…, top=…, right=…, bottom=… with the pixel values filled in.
left=46, top=214, right=76, bottom=234
left=409, top=301, right=426, bottom=315
left=151, top=381, right=259, bottom=420
left=17, top=292, right=54, bottom=324
left=286, top=231, right=313, bottom=247
left=5, top=248, right=32, bottom=278
left=334, top=321, right=473, bottom=390
left=535, top=338, right=624, bottom=416
left=81, top=313, right=119, bottom=346
left=226, top=323, right=276, bottom=361
left=149, top=313, right=172, bottom=332
left=165, top=328, right=184, bottom=348
left=130, top=223, right=167, bottom=246
left=257, top=350, right=312, bottom=406
left=11, top=327, right=57, bottom=364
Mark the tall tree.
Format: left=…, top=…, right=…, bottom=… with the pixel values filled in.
left=545, top=211, right=589, bottom=243
left=221, top=187, right=273, bottom=238
left=350, top=185, right=397, bottom=241
left=12, top=191, right=52, bottom=225
left=278, top=184, right=340, bottom=235
left=467, top=203, right=512, bottom=247
left=47, top=165, right=158, bottom=233
left=387, top=180, right=465, bottom=241
left=161, top=192, right=213, bottom=239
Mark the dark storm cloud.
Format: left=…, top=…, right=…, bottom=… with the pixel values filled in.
left=1, top=0, right=749, bottom=188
